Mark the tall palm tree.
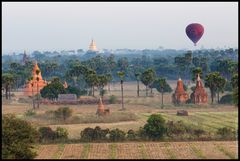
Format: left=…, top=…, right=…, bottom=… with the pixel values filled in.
left=2, top=73, right=15, bottom=100
left=36, top=69, right=40, bottom=108
left=117, top=71, right=125, bottom=110
left=28, top=76, right=35, bottom=109
left=135, top=72, right=141, bottom=97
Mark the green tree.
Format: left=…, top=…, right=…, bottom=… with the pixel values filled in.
left=106, top=73, right=113, bottom=92
left=97, top=75, right=108, bottom=98
left=231, top=73, right=238, bottom=106
left=2, top=73, right=15, bottom=100
left=191, top=67, right=203, bottom=82
left=85, top=71, right=98, bottom=97
left=117, top=71, right=126, bottom=110
left=205, top=72, right=222, bottom=103
left=153, top=77, right=172, bottom=108
left=40, top=80, right=66, bottom=100
left=216, top=75, right=227, bottom=103
left=135, top=72, right=141, bottom=97
left=143, top=114, right=166, bottom=140
left=2, top=114, right=39, bottom=159
left=140, top=68, right=156, bottom=97
left=35, top=69, right=40, bottom=108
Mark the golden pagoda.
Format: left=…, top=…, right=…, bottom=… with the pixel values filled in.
left=23, top=61, right=48, bottom=96
left=89, top=39, right=98, bottom=51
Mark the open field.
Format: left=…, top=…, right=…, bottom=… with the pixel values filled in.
left=2, top=81, right=238, bottom=139
left=35, top=141, right=238, bottom=159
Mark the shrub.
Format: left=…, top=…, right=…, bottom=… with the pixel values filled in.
left=143, top=114, right=166, bottom=140
left=109, top=95, right=117, bottom=104
left=109, top=128, right=126, bottom=142
left=24, top=109, right=36, bottom=117
left=2, top=114, right=39, bottom=159
left=80, top=127, right=94, bottom=142
left=80, top=126, right=109, bottom=142
left=219, top=94, right=233, bottom=104
left=54, top=107, right=73, bottom=122
left=216, top=127, right=236, bottom=139
left=126, top=129, right=137, bottom=140
left=55, top=127, right=68, bottom=140
left=38, top=127, right=56, bottom=142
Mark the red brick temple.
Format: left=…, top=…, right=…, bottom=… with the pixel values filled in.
left=190, top=74, right=208, bottom=104
left=23, top=61, right=48, bottom=96
left=172, top=78, right=189, bottom=104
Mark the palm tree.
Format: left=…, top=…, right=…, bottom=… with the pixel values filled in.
left=2, top=73, right=15, bottom=100
left=135, top=72, right=141, bottom=97
left=117, top=71, right=125, bottom=110
left=36, top=69, right=40, bottom=108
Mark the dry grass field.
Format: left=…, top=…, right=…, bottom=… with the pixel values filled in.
left=2, top=81, right=238, bottom=159
left=34, top=141, right=238, bottom=159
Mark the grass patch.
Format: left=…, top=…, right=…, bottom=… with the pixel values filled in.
left=190, top=144, right=206, bottom=159
left=80, top=143, right=90, bottom=159
left=52, top=144, right=65, bottom=159
left=109, top=143, right=117, bottom=159
left=215, top=144, right=236, bottom=159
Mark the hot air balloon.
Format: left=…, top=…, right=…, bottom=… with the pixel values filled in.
left=186, top=23, right=204, bottom=46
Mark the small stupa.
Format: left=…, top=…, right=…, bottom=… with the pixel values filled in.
left=190, top=74, right=208, bottom=104
left=96, top=97, right=110, bottom=116
left=172, top=78, right=189, bottom=104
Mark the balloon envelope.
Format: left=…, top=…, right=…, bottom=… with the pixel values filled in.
left=186, top=23, right=204, bottom=46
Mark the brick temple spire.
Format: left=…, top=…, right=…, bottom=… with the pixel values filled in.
left=172, top=77, right=189, bottom=104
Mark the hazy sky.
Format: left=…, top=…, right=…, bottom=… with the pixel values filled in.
left=2, top=2, right=238, bottom=53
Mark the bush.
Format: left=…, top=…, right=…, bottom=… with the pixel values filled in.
left=216, top=127, right=236, bottom=139
left=219, top=94, right=233, bottom=104
left=54, top=107, right=73, bottom=122
left=166, top=121, right=187, bottom=136
left=80, top=126, right=109, bottom=142
left=143, top=114, right=166, bottom=140
left=2, top=114, right=39, bottom=159
left=109, top=128, right=126, bottom=142
left=24, top=109, right=36, bottom=117
left=109, top=95, right=117, bottom=104
left=38, top=127, right=56, bottom=142
left=55, top=127, right=68, bottom=140
left=126, top=129, right=137, bottom=140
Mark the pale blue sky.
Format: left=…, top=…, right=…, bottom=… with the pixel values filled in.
left=2, top=2, right=238, bottom=53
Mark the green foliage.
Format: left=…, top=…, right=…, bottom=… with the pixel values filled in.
left=55, top=127, right=68, bottom=140
left=191, top=67, right=203, bottom=81
left=80, top=126, right=109, bottom=142
left=126, top=129, right=137, bottom=140
left=38, top=127, right=56, bottom=142
left=140, top=68, right=156, bottom=87
left=109, top=95, right=117, bottom=104
left=54, top=107, right=73, bottom=122
left=219, top=94, right=234, bottom=104
left=152, top=77, right=173, bottom=93
left=2, top=114, right=39, bottom=159
left=216, top=127, right=236, bottom=139
left=40, top=80, right=66, bottom=100
left=143, top=114, right=166, bottom=140
left=231, top=74, right=238, bottom=106
left=38, top=126, right=68, bottom=143
left=224, top=81, right=233, bottom=92
left=65, top=85, right=81, bottom=97
left=109, top=128, right=126, bottom=142
left=24, top=109, right=36, bottom=117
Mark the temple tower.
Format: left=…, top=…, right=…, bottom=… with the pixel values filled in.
left=89, top=39, right=98, bottom=51
left=190, top=74, right=208, bottom=104
left=172, top=78, right=189, bottom=104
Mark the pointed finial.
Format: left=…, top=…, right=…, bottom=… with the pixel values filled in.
left=197, top=74, right=200, bottom=81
